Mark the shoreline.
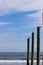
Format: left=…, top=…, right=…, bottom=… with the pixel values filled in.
left=0, top=60, right=42, bottom=63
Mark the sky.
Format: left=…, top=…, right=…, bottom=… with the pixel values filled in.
left=0, top=0, right=43, bottom=52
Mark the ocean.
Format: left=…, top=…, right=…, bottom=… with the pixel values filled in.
left=0, top=52, right=42, bottom=65
left=0, top=52, right=27, bottom=60
left=0, top=52, right=42, bottom=60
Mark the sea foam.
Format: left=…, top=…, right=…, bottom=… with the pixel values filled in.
left=0, top=60, right=42, bottom=63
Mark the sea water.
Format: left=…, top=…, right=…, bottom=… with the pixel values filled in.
left=0, top=52, right=42, bottom=65
left=0, top=52, right=27, bottom=60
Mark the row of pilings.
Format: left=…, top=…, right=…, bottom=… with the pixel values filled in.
left=27, top=26, right=41, bottom=65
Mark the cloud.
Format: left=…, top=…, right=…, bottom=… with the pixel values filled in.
left=26, top=11, right=42, bottom=24
left=26, top=11, right=42, bottom=18
left=0, top=22, right=11, bottom=25
left=7, top=11, right=42, bottom=31
left=0, top=0, right=43, bottom=15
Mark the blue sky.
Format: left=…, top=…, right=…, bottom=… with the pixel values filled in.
left=0, top=0, right=43, bottom=52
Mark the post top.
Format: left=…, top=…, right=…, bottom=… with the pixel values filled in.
left=37, top=26, right=41, bottom=28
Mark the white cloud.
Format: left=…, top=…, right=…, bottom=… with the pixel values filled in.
left=0, top=0, right=43, bottom=15
left=26, top=11, right=42, bottom=24
left=0, top=22, right=11, bottom=25
left=8, top=10, right=43, bottom=32
left=26, top=11, right=42, bottom=18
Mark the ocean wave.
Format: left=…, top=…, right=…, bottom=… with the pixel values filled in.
left=0, top=60, right=42, bottom=63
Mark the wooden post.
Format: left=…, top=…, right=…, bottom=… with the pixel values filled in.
left=31, top=32, right=34, bottom=65
left=37, top=27, right=40, bottom=65
left=42, top=52, right=43, bottom=65
left=27, top=38, right=30, bottom=65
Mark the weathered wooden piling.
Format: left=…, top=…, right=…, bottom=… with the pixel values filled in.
left=42, top=52, right=43, bottom=65
left=27, top=38, right=30, bottom=65
left=37, top=27, right=40, bottom=65
left=31, top=32, right=34, bottom=65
